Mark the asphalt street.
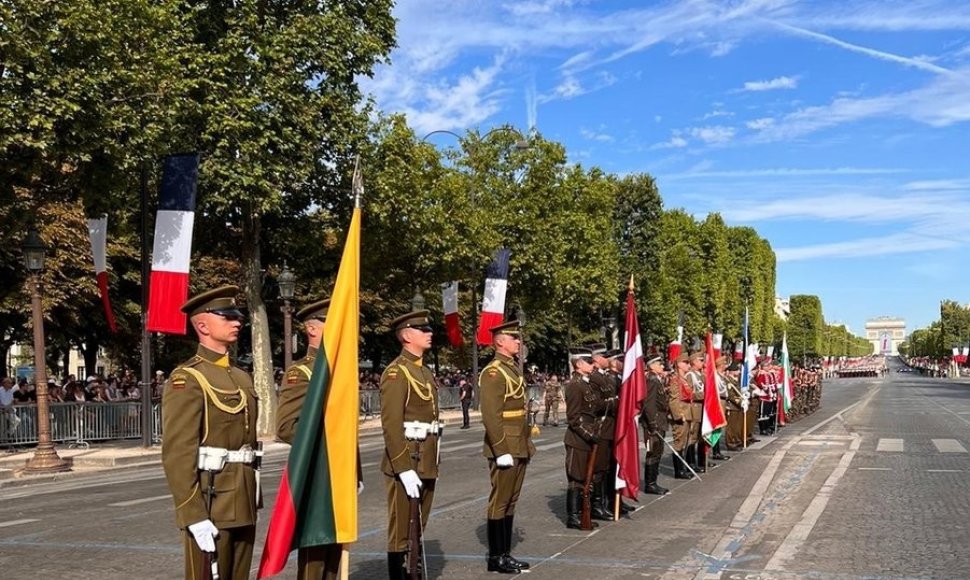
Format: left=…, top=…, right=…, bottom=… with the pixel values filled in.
left=1, top=363, right=969, bottom=579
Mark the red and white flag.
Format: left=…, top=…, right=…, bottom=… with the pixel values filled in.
left=441, top=281, right=463, bottom=348
left=147, top=153, right=199, bottom=334
left=615, top=278, right=646, bottom=501
left=712, top=332, right=723, bottom=359
left=476, top=247, right=510, bottom=345
left=702, top=332, right=727, bottom=446
left=87, top=215, right=117, bottom=333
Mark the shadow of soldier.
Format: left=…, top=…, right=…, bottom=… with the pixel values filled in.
left=544, top=492, right=568, bottom=528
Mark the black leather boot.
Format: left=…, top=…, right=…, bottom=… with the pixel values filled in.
left=673, top=451, right=691, bottom=479
left=486, top=518, right=519, bottom=574
left=387, top=551, right=407, bottom=580
left=503, top=515, right=530, bottom=570
left=566, top=488, right=598, bottom=530
left=590, top=481, right=614, bottom=521
left=645, top=463, right=669, bottom=494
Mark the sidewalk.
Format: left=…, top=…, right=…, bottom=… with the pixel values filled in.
left=0, top=407, right=477, bottom=489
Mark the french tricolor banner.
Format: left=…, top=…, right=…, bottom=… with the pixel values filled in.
left=441, top=281, right=463, bottom=348
left=147, top=153, right=199, bottom=334
left=87, top=215, right=117, bottom=333
left=476, top=247, right=510, bottom=346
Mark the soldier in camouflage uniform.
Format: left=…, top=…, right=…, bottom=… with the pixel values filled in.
left=542, top=374, right=563, bottom=427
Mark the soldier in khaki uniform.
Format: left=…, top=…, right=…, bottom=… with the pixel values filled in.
left=380, top=310, right=441, bottom=580
left=480, top=320, right=535, bottom=574
left=541, top=374, right=563, bottom=427
left=686, top=351, right=707, bottom=473
left=562, top=347, right=600, bottom=529
left=720, top=356, right=746, bottom=451
left=161, top=285, right=259, bottom=580
left=666, top=353, right=694, bottom=479
left=640, top=355, right=669, bottom=494
left=276, top=299, right=357, bottom=580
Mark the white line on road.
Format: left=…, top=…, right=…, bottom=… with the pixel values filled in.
left=0, top=519, right=40, bottom=528
left=108, top=494, right=171, bottom=507
left=932, top=439, right=968, bottom=453
left=876, top=438, right=904, bottom=452
left=858, top=467, right=891, bottom=471
left=535, top=442, right=564, bottom=452
left=927, top=469, right=963, bottom=473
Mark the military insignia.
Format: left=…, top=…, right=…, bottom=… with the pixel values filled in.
left=487, top=369, right=498, bottom=377
left=285, top=370, right=301, bottom=386
left=170, top=373, right=187, bottom=389
left=386, top=369, right=399, bottom=379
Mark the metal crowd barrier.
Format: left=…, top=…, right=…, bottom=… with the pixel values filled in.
left=0, top=401, right=162, bottom=449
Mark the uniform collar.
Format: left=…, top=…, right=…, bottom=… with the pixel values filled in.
left=401, top=348, right=424, bottom=366
left=197, top=344, right=231, bottom=368
left=496, top=352, right=516, bottom=366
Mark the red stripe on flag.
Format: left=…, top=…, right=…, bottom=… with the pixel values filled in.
left=96, top=271, right=117, bottom=333
left=615, top=288, right=646, bottom=501
left=258, top=470, right=298, bottom=578
left=147, top=270, right=190, bottom=334
left=476, top=311, right=504, bottom=345
left=445, top=311, right=463, bottom=348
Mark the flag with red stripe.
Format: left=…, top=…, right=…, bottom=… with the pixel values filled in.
left=614, top=278, right=645, bottom=501
left=87, top=215, right=117, bottom=333
left=147, top=153, right=198, bottom=334
left=441, top=281, right=463, bottom=348
left=702, top=331, right=727, bottom=446
left=476, top=248, right=510, bottom=345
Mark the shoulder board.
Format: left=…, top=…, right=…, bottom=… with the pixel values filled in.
left=169, top=371, right=192, bottom=390
left=382, top=366, right=401, bottom=381
left=284, top=369, right=303, bottom=386
left=182, top=355, right=203, bottom=368
left=486, top=368, right=499, bottom=377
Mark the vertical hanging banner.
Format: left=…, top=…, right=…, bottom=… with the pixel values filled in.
left=476, top=247, right=510, bottom=346
left=702, top=331, right=727, bottom=446
left=87, top=215, right=117, bottom=333
left=441, top=281, right=464, bottom=348
left=147, top=153, right=199, bottom=334
left=615, top=277, right=646, bottom=501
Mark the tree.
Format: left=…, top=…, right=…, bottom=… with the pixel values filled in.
left=787, top=295, right=824, bottom=359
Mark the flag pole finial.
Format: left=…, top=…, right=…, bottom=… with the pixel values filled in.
left=352, top=155, right=363, bottom=209
left=628, top=274, right=634, bottom=292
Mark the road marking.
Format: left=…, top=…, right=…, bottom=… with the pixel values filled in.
left=0, top=519, right=39, bottom=528
left=535, top=442, right=564, bottom=452
left=876, top=438, right=904, bottom=452
left=932, top=439, right=967, bottom=453
left=858, top=467, right=891, bottom=471
left=927, top=469, right=963, bottom=473
left=764, top=435, right=861, bottom=572
left=108, top=494, right=171, bottom=507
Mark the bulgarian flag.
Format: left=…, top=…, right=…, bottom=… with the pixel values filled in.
left=702, top=331, right=727, bottom=446
left=87, top=215, right=117, bottom=333
left=781, top=333, right=794, bottom=415
left=258, top=164, right=362, bottom=578
left=147, top=153, right=198, bottom=334
left=614, top=276, right=646, bottom=501
left=441, top=281, right=463, bottom=348
left=476, top=247, right=510, bottom=346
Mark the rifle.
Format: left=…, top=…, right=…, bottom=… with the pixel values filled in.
left=581, top=442, right=599, bottom=531
left=201, top=471, right=220, bottom=580
left=407, top=494, right=423, bottom=580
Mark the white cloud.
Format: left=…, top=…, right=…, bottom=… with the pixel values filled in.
left=776, top=233, right=956, bottom=262
left=580, top=127, right=614, bottom=142
left=702, top=109, right=734, bottom=120
left=666, top=167, right=906, bottom=180
left=503, top=0, right=579, bottom=17
left=746, top=117, right=775, bottom=130
left=902, top=178, right=970, bottom=191
left=742, top=76, right=799, bottom=91
left=539, top=71, right=617, bottom=103
left=689, top=125, right=736, bottom=144
left=651, top=133, right=688, bottom=150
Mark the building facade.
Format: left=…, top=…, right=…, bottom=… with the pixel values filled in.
left=865, top=317, right=906, bottom=356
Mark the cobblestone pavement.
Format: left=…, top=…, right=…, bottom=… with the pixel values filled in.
left=0, top=364, right=967, bottom=579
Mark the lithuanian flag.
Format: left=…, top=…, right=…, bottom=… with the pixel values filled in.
left=258, top=195, right=361, bottom=577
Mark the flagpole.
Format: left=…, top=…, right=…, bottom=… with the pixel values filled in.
left=339, top=548, right=349, bottom=580
left=139, top=161, right=153, bottom=448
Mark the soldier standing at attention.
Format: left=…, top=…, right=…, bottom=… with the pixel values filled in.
left=563, top=347, right=601, bottom=529
left=667, top=353, right=694, bottom=480
left=480, top=321, right=535, bottom=574
left=686, top=351, right=707, bottom=473
left=380, top=310, right=441, bottom=580
left=459, top=378, right=474, bottom=429
left=640, top=354, right=670, bottom=495
left=161, top=285, right=259, bottom=580
left=542, top=374, right=563, bottom=427
left=587, top=344, right=618, bottom=521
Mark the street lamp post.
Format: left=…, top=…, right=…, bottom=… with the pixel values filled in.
left=22, top=229, right=69, bottom=474
left=601, top=312, right=617, bottom=350
left=516, top=304, right=528, bottom=377
left=279, top=263, right=296, bottom=371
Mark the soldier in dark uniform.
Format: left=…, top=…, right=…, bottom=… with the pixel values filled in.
left=480, top=320, right=535, bottom=574
left=379, top=310, right=441, bottom=580
left=587, top=343, right=617, bottom=521
left=161, top=285, right=259, bottom=580
left=640, top=354, right=669, bottom=495
left=562, top=347, right=600, bottom=529
left=666, top=353, right=694, bottom=480
left=276, top=299, right=360, bottom=580
left=606, top=349, right=634, bottom=515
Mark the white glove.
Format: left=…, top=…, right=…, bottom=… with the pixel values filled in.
left=188, top=519, right=218, bottom=553
left=357, top=481, right=365, bottom=496
left=496, top=453, right=514, bottom=468
left=398, top=469, right=422, bottom=499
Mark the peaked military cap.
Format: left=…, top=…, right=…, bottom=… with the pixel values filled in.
left=606, top=349, right=623, bottom=360
left=689, top=350, right=705, bottom=362
left=674, top=352, right=690, bottom=364
left=716, top=355, right=730, bottom=366
left=390, top=309, right=432, bottom=332
left=296, top=298, right=330, bottom=323
left=569, top=347, right=593, bottom=362
left=588, top=343, right=608, bottom=356
left=490, top=320, right=522, bottom=336
left=181, top=285, right=244, bottom=318
left=646, top=354, right=664, bottom=367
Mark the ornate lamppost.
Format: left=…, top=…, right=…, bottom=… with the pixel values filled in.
left=516, top=304, right=528, bottom=377
left=279, top=263, right=296, bottom=370
left=22, top=229, right=69, bottom=474
left=411, top=286, right=426, bottom=312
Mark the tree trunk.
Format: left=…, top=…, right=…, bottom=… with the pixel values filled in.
left=242, top=209, right=276, bottom=438
left=0, top=342, right=9, bottom=378
left=82, top=339, right=99, bottom=377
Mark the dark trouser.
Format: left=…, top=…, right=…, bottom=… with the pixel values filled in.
left=297, top=544, right=343, bottom=580
left=758, top=400, right=775, bottom=434
left=181, top=525, right=255, bottom=580
left=487, top=457, right=529, bottom=519
left=461, top=400, right=471, bottom=427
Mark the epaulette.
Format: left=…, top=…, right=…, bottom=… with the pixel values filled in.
left=169, top=370, right=193, bottom=390
left=183, top=355, right=204, bottom=368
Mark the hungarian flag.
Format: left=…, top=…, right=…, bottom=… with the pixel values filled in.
left=87, top=215, right=117, bottom=333
left=147, top=153, right=198, bottom=334
left=780, top=333, right=794, bottom=419
left=258, top=165, right=362, bottom=578
left=614, top=277, right=645, bottom=501
left=702, top=331, right=727, bottom=446
left=441, top=281, right=463, bottom=348
left=476, top=247, right=510, bottom=345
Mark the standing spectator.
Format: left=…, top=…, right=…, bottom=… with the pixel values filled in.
left=0, top=377, right=15, bottom=409
left=65, top=383, right=87, bottom=402
left=459, top=378, right=473, bottom=429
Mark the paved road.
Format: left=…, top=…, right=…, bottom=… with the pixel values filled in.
left=1, top=365, right=968, bottom=579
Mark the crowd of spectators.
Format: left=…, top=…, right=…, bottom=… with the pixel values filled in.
left=0, top=368, right=170, bottom=410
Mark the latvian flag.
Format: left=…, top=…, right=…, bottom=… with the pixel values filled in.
left=87, top=215, right=117, bottom=333
left=441, top=281, right=463, bottom=348
left=476, top=247, right=510, bottom=346
left=614, top=277, right=646, bottom=500
left=147, top=153, right=199, bottom=334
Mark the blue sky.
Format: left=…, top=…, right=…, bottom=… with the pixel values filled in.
left=361, top=0, right=970, bottom=337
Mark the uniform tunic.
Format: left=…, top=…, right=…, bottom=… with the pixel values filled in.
left=666, top=372, right=693, bottom=452
left=640, top=371, right=669, bottom=465
left=563, top=372, right=601, bottom=487
left=479, top=353, right=535, bottom=519
left=162, top=345, right=259, bottom=580
left=379, top=349, right=440, bottom=552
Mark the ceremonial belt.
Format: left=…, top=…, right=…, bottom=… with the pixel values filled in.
left=197, top=445, right=259, bottom=471
left=502, top=409, right=526, bottom=418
